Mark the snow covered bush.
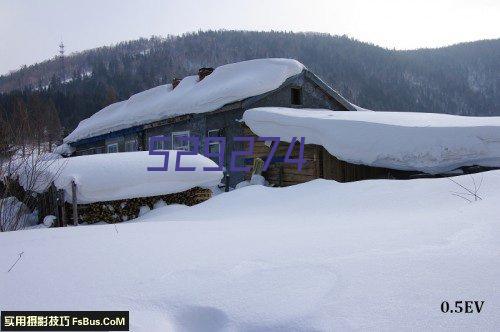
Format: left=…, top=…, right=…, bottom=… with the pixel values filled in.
left=0, top=197, right=38, bottom=231
left=0, top=103, right=64, bottom=231
left=42, top=215, right=57, bottom=227
left=1, top=150, right=66, bottom=231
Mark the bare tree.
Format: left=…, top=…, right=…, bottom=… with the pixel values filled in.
left=1, top=103, right=66, bottom=232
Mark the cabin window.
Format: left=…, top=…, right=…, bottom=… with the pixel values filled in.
left=291, top=87, right=302, bottom=105
left=95, top=147, right=104, bottom=154
left=172, top=131, right=190, bottom=151
left=150, top=136, right=167, bottom=150
left=207, top=129, right=221, bottom=154
left=125, top=139, right=138, bottom=152
left=107, top=143, right=118, bottom=153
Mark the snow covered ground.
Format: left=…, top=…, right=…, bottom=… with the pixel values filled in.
left=1, top=171, right=499, bottom=331
left=243, top=107, right=500, bottom=174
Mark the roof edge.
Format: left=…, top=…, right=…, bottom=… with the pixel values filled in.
left=304, top=70, right=357, bottom=112
left=242, top=70, right=306, bottom=108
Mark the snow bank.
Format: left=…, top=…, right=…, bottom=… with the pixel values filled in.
left=12, top=151, right=222, bottom=204
left=243, top=107, right=500, bottom=173
left=64, top=59, right=305, bottom=143
left=1, top=171, right=499, bottom=330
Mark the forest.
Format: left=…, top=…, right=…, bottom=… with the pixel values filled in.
left=0, top=30, right=499, bottom=147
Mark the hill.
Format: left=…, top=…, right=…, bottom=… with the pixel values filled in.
left=0, top=31, right=498, bottom=135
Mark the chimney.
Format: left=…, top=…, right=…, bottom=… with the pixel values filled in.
left=172, top=78, right=181, bottom=89
left=198, top=67, right=214, bottom=81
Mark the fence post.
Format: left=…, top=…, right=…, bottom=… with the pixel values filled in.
left=279, top=164, right=284, bottom=187
left=55, top=188, right=62, bottom=226
left=71, top=181, right=78, bottom=226
left=48, top=184, right=58, bottom=224
left=58, top=189, right=67, bottom=227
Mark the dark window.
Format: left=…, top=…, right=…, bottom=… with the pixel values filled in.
left=172, top=131, right=190, bottom=151
left=291, top=87, right=302, bottom=105
left=107, top=143, right=118, bottom=153
left=207, top=129, right=221, bottom=154
left=151, top=136, right=166, bottom=150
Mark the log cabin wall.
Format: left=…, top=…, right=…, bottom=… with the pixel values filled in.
left=263, top=145, right=413, bottom=185
left=244, top=125, right=417, bottom=185
left=243, top=126, right=321, bottom=186
left=71, top=70, right=354, bottom=188
left=320, top=147, right=412, bottom=182
left=255, top=142, right=322, bottom=187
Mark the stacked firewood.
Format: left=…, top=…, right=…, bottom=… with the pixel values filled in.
left=66, top=187, right=212, bottom=224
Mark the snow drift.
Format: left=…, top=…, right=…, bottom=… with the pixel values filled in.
left=1, top=171, right=499, bottom=330
left=64, top=58, right=305, bottom=143
left=243, top=107, right=500, bottom=173
left=10, top=151, right=222, bottom=204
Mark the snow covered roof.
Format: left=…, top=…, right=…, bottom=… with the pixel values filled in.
left=64, top=58, right=305, bottom=143
left=243, top=107, right=500, bottom=174
left=11, top=151, right=222, bottom=204
left=53, top=143, right=75, bottom=156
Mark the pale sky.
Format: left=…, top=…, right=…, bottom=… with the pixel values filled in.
left=0, top=0, right=499, bottom=75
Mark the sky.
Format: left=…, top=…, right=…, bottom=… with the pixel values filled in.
left=0, top=0, right=499, bottom=75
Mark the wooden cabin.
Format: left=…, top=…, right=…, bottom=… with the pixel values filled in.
left=65, top=59, right=357, bottom=188
left=243, top=126, right=492, bottom=186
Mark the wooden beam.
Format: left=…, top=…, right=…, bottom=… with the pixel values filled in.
left=278, top=165, right=284, bottom=187
left=55, top=188, right=62, bottom=227
left=71, top=181, right=78, bottom=226
left=58, top=189, right=67, bottom=227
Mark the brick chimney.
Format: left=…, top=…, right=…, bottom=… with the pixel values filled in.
left=172, top=78, right=181, bottom=89
left=198, top=67, right=214, bottom=81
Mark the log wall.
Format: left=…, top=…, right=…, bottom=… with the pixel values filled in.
left=243, top=126, right=321, bottom=186
left=249, top=142, right=321, bottom=186
left=320, top=149, right=411, bottom=182
left=244, top=125, right=415, bottom=186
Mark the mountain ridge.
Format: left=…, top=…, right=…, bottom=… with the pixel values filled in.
left=0, top=31, right=498, bottom=134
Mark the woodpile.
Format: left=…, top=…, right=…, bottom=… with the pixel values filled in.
left=64, top=187, right=212, bottom=224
